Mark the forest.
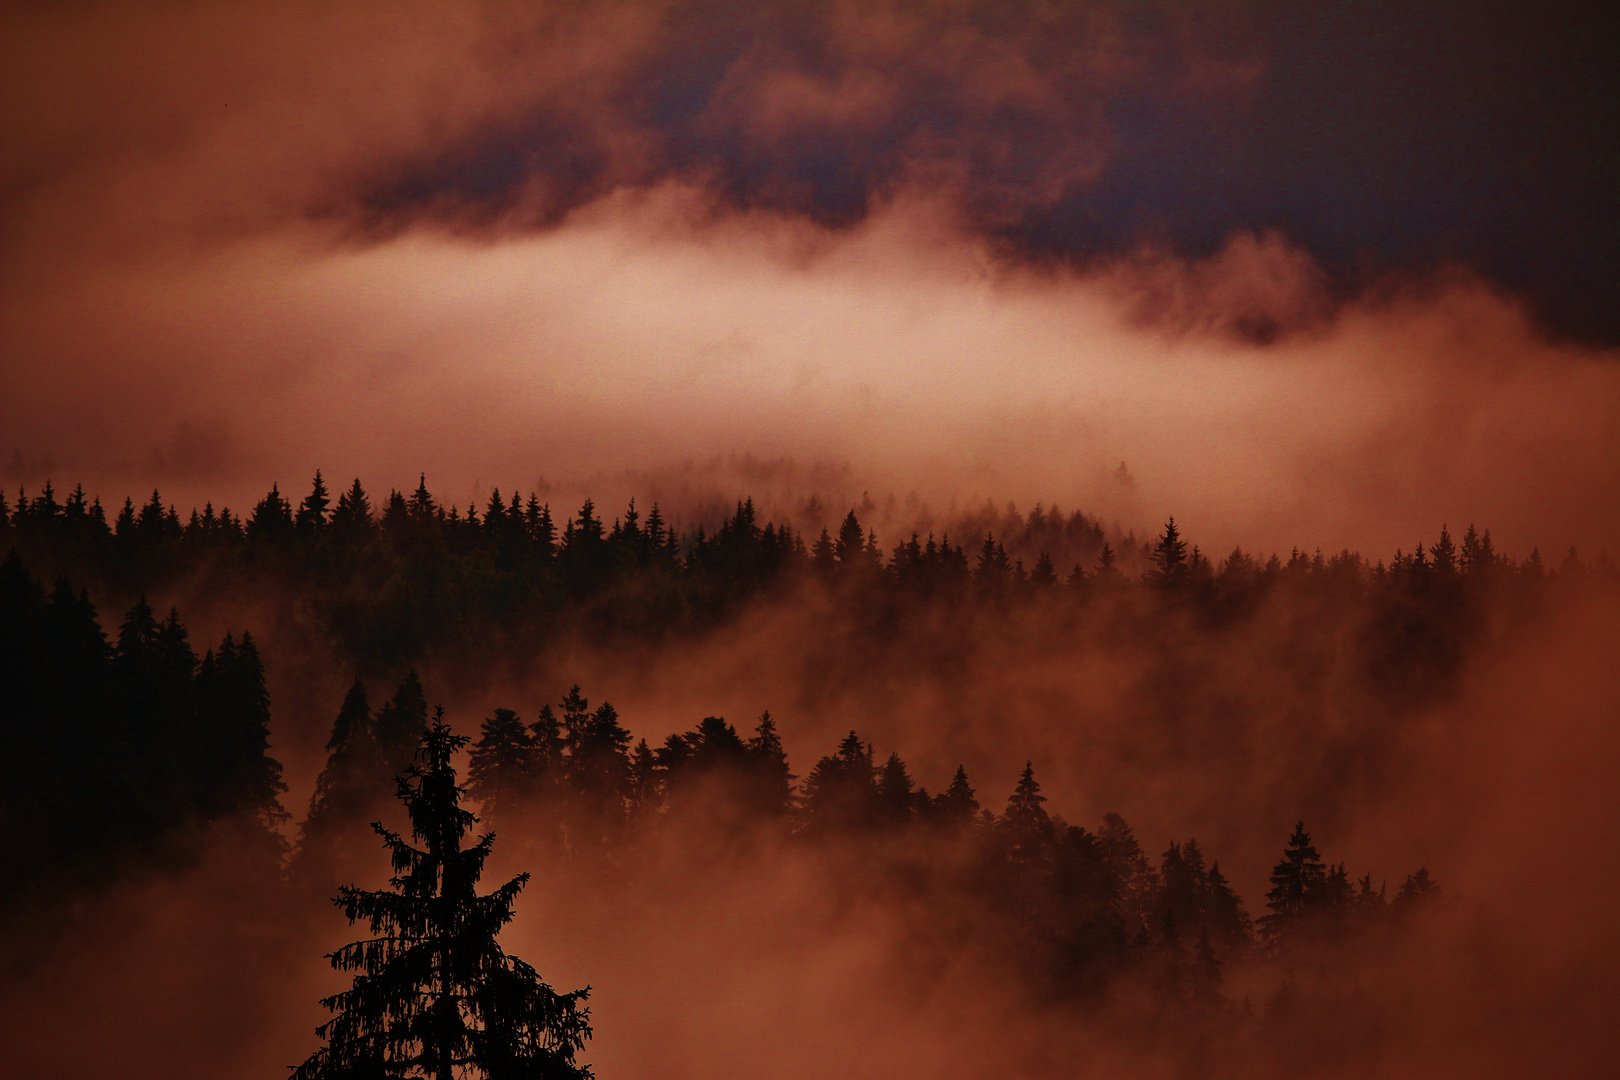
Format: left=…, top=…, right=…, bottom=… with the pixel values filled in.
left=3, top=471, right=1605, bottom=1076
left=6, top=1, right=1616, bottom=1074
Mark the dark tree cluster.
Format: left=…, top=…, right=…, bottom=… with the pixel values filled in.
left=2, top=470, right=1586, bottom=928
left=0, top=550, right=287, bottom=913
left=4, top=474, right=1605, bottom=687
left=1260, top=821, right=1441, bottom=948
left=292, top=678, right=1440, bottom=1013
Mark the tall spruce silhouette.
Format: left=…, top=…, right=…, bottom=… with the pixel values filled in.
left=292, top=713, right=592, bottom=1080
left=1260, top=821, right=1325, bottom=943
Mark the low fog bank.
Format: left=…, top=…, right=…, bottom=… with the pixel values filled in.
left=5, top=196, right=1619, bottom=561
left=3, top=565, right=1615, bottom=1079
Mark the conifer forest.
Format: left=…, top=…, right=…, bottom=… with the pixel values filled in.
left=3, top=4, right=1618, bottom=1079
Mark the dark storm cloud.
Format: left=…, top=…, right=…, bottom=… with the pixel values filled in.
left=339, top=0, right=1620, bottom=343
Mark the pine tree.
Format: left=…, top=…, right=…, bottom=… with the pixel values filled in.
left=292, top=716, right=592, bottom=1079
left=192, top=631, right=287, bottom=824
left=875, top=751, right=916, bottom=824
left=1001, top=762, right=1053, bottom=860
left=1146, top=517, right=1188, bottom=587
left=526, top=498, right=556, bottom=560
left=1392, top=867, right=1441, bottom=915
left=297, top=471, right=332, bottom=535
left=975, top=534, right=1011, bottom=587
left=376, top=671, right=432, bottom=775
left=303, top=680, right=381, bottom=857
left=408, top=475, right=438, bottom=522
left=934, top=765, right=980, bottom=825
left=743, top=712, right=793, bottom=816
left=833, top=511, right=866, bottom=568
left=627, top=739, right=659, bottom=815
left=1260, top=821, right=1325, bottom=943
left=802, top=730, right=877, bottom=830
left=1004, top=762, right=1050, bottom=834
left=811, top=528, right=835, bottom=572
left=249, top=483, right=295, bottom=543
left=561, top=694, right=631, bottom=838
left=332, top=478, right=375, bottom=538
left=468, top=709, right=535, bottom=821
left=1430, top=525, right=1457, bottom=574
left=1203, top=861, right=1254, bottom=953
left=137, top=489, right=171, bottom=539
left=1098, top=813, right=1157, bottom=927
left=114, top=496, right=137, bottom=537
left=530, top=705, right=565, bottom=783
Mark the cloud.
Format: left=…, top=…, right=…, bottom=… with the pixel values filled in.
left=5, top=2, right=1617, bottom=339
left=4, top=187, right=1617, bottom=560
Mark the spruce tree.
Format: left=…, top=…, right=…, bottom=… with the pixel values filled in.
left=934, top=766, right=980, bottom=825
left=627, top=739, right=659, bottom=815
left=193, top=631, right=287, bottom=824
left=975, top=534, right=1011, bottom=587
left=802, top=731, right=877, bottom=830
left=833, top=511, right=866, bottom=568
left=249, top=483, right=296, bottom=543
left=1392, top=867, right=1441, bottom=915
left=376, top=671, right=432, bottom=775
left=743, top=712, right=793, bottom=817
left=1004, top=762, right=1050, bottom=834
left=1001, top=762, right=1053, bottom=861
left=810, top=529, right=835, bottom=572
left=1146, top=517, right=1188, bottom=587
left=292, top=715, right=592, bottom=1079
left=875, top=752, right=916, bottom=824
left=468, top=709, right=535, bottom=821
left=297, top=471, right=332, bottom=535
left=303, top=680, right=381, bottom=857
left=1203, top=861, right=1254, bottom=952
left=1260, top=821, right=1325, bottom=943
left=1098, top=812, right=1157, bottom=927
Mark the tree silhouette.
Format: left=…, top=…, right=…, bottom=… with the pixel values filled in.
left=468, top=709, right=536, bottom=822
left=1001, top=761, right=1054, bottom=866
left=293, top=714, right=592, bottom=1079
left=743, top=712, right=793, bottom=817
left=802, top=730, right=877, bottom=830
left=875, top=751, right=916, bottom=824
left=1004, top=762, right=1051, bottom=836
left=934, top=765, right=980, bottom=825
left=1146, top=517, right=1187, bottom=587
left=297, top=471, right=332, bottom=535
left=1393, top=867, right=1442, bottom=916
left=249, top=483, right=295, bottom=543
left=1260, top=821, right=1325, bottom=943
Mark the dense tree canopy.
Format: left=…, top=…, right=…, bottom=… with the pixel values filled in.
left=0, top=471, right=1534, bottom=1069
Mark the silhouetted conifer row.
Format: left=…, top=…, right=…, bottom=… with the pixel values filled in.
left=295, top=676, right=1440, bottom=1005
left=5, top=475, right=1607, bottom=677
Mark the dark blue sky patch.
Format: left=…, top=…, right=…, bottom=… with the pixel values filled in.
left=338, top=0, right=1620, bottom=342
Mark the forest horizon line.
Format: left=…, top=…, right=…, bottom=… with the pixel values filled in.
left=7, top=467, right=1606, bottom=586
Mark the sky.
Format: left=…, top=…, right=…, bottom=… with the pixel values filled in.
left=3, top=0, right=1617, bottom=553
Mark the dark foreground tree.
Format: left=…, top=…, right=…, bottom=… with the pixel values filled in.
left=292, top=714, right=593, bottom=1080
